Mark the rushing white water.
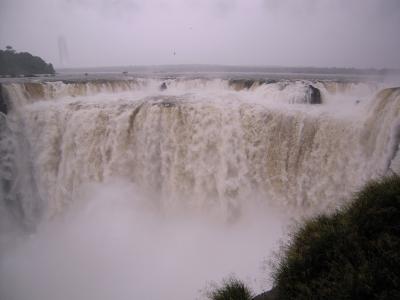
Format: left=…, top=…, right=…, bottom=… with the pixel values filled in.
left=0, top=77, right=399, bottom=300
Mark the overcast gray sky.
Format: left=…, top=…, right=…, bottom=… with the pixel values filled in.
left=0, top=0, right=399, bottom=68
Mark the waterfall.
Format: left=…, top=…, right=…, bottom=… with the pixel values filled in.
left=1, top=78, right=398, bottom=220
left=0, top=77, right=399, bottom=300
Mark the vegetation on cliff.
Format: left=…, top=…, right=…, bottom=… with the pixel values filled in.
left=207, top=277, right=253, bottom=300
left=273, top=175, right=400, bottom=300
left=209, top=176, right=400, bottom=300
left=0, top=46, right=55, bottom=76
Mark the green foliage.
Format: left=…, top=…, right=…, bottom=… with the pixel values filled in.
left=0, top=46, right=55, bottom=76
left=207, top=278, right=253, bottom=300
left=273, top=175, right=400, bottom=300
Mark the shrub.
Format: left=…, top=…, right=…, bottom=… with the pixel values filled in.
left=273, top=175, right=400, bottom=300
left=207, top=277, right=253, bottom=300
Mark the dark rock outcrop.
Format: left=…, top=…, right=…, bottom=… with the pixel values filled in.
left=229, top=79, right=278, bottom=91
left=0, top=84, right=8, bottom=114
left=229, top=79, right=256, bottom=90
left=160, top=82, right=167, bottom=91
left=308, top=85, right=322, bottom=104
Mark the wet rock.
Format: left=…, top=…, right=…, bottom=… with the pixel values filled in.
left=261, top=79, right=278, bottom=85
left=160, top=82, right=167, bottom=91
left=0, top=84, right=8, bottom=114
left=308, top=85, right=322, bottom=104
left=229, top=79, right=256, bottom=90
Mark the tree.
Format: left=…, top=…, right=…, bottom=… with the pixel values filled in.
left=0, top=48, right=55, bottom=76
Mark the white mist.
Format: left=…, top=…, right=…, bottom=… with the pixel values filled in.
left=0, top=181, right=289, bottom=300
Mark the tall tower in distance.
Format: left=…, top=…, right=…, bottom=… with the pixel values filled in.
left=57, top=35, right=69, bottom=67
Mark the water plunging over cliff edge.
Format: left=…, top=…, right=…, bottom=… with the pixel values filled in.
left=0, top=77, right=399, bottom=300
left=1, top=78, right=398, bottom=221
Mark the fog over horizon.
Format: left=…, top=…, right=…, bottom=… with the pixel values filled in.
left=1, top=0, right=399, bottom=69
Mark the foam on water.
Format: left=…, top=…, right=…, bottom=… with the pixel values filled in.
left=4, top=78, right=394, bottom=216
left=0, top=77, right=399, bottom=300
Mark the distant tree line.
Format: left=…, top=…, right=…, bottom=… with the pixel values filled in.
left=0, top=46, right=55, bottom=76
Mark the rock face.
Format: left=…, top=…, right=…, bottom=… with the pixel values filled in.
left=308, top=85, right=322, bottom=104
left=160, top=82, right=167, bottom=91
left=228, top=79, right=277, bottom=91
left=0, top=84, right=8, bottom=114
left=288, top=84, right=322, bottom=105
left=229, top=79, right=256, bottom=90
left=253, top=287, right=278, bottom=300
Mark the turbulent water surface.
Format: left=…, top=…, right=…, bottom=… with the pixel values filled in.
left=1, top=72, right=400, bottom=300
